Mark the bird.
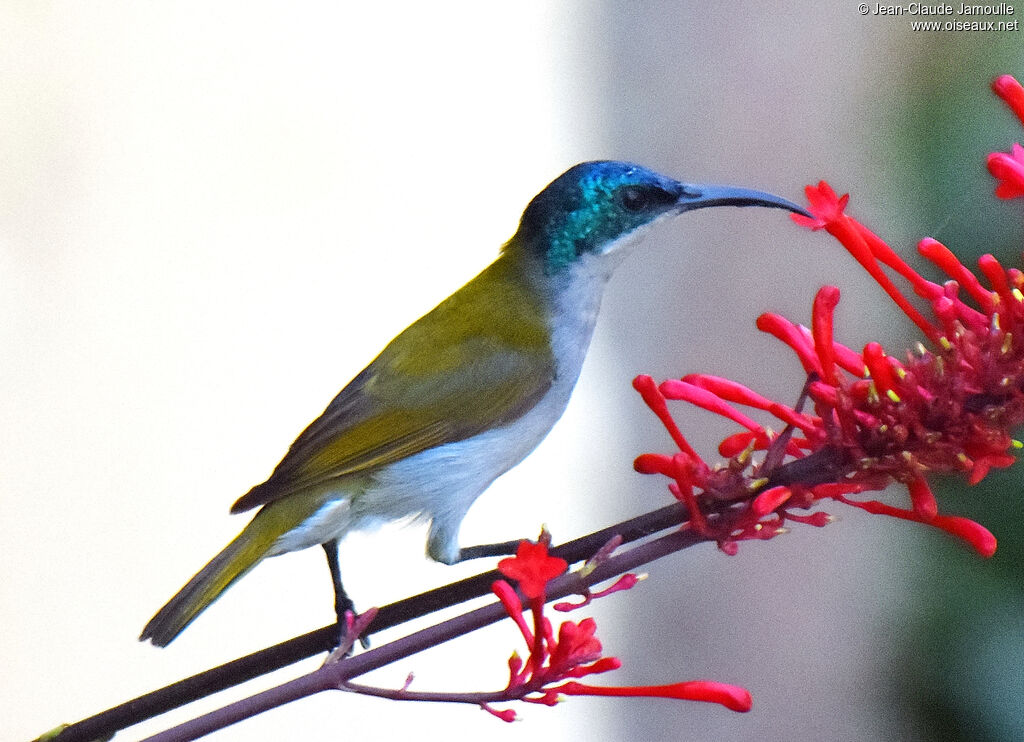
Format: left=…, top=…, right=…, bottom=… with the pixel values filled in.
left=140, top=160, right=807, bottom=647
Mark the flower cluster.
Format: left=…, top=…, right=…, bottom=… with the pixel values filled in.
left=331, top=535, right=749, bottom=722
left=483, top=536, right=751, bottom=721
left=634, top=74, right=1024, bottom=559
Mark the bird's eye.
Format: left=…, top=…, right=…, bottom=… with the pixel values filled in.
left=618, top=186, right=650, bottom=211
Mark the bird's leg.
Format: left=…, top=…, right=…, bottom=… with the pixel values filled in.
left=323, top=539, right=354, bottom=618
left=456, top=539, right=529, bottom=561
left=322, top=540, right=367, bottom=649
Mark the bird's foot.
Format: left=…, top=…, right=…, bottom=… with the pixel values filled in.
left=326, top=604, right=377, bottom=662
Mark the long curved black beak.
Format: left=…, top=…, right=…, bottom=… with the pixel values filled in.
left=677, top=184, right=811, bottom=219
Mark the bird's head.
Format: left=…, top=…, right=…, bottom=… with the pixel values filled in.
left=512, top=160, right=807, bottom=275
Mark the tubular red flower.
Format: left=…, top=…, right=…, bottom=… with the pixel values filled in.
left=790, top=180, right=847, bottom=230
left=547, top=618, right=602, bottom=671
left=756, top=312, right=824, bottom=375
left=553, top=573, right=641, bottom=612
left=977, top=253, right=1015, bottom=309
left=988, top=76, right=1024, bottom=199
left=633, top=375, right=701, bottom=461
left=752, top=486, right=793, bottom=517
left=555, top=680, right=753, bottom=712
left=919, top=238, right=997, bottom=312
left=660, top=379, right=770, bottom=445
left=633, top=452, right=677, bottom=476
left=994, top=74, right=1024, bottom=124
left=481, top=704, right=518, bottom=722
left=907, top=476, right=938, bottom=520
left=861, top=342, right=897, bottom=397
left=492, top=579, right=533, bottom=645
left=683, top=374, right=820, bottom=441
left=834, top=495, right=996, bottom=557
left=563, top=657, right=622, bottom=678
left=987, top=144, right=1024, bottom=199
left=812, top=286, right=841, bottom=386
left=797, top=183, right=940, bottom=339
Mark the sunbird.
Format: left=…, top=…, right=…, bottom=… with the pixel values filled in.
left=141, top=161, right=805, bottom=646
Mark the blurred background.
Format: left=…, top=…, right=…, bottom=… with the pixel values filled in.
left=2, top=2, right=1023, bottom=740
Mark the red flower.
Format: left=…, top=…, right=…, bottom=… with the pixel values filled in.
left=547, top=617, right=603, bottom=672
left=988, top=76, right=1024, bottom=199
left=485, top=537, right=750, bottom=720
left=556, top=680, right=752, bottom=713
left=633, top=75, right=1024, bottom=560
left=790, top=180, right=848, bottom=230
left=994, top=74, right=1024, bottom=126
left=497, top=539, right=567, bottom=600
left=987, top=143, right=1024, bottom=199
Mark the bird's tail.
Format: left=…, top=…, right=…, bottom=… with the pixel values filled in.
left=140, top=510, right=286, bottom=647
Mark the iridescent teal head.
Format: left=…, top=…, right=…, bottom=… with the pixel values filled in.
left=513, top=160, right=808, bottom=274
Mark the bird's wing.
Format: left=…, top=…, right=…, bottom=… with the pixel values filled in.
left=231, top=258, right=554, bottom=512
